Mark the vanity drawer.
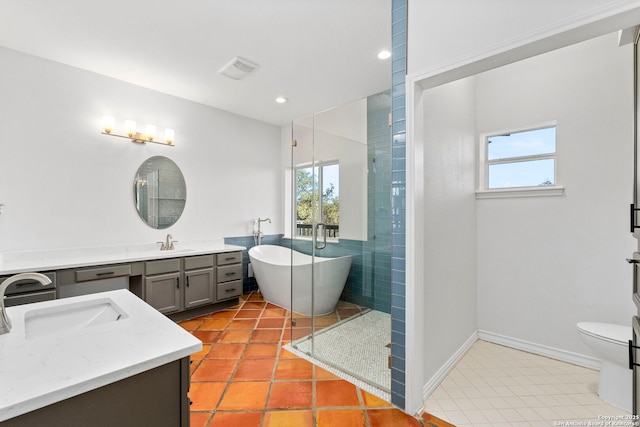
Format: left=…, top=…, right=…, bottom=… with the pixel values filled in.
left=146, top=258, right=181, bottom=275
left=217, top=252, right=242, bottom=266
left=76, top=265, right=131, bottom=282
left=184, top=255, right=214, bottom=270
left=217, top=264, right=243, bottom=283
left=217, top=280, right=242, bottom=300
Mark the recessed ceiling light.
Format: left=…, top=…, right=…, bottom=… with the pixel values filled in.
left=377, top=50, right=391, bottom=60
left=275, top=96, right=288, bottom=104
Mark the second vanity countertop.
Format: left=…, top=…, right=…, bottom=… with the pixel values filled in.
left=0, top=239, right=246, bottom=275
left=0, top=289, right=202, bottom=422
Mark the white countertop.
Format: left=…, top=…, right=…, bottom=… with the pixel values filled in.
left=0, top=289, right=202, bottom=421
left=0, top=239, right=246, bottom=275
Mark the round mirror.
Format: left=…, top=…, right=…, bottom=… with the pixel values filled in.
left=133, top=156, right=186, bottom=229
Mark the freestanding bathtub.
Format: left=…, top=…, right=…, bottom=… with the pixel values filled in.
left=248, top=245, right=352, bottom=316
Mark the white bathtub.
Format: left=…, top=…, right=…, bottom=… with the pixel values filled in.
left=248, top=245, right=352, bottom=316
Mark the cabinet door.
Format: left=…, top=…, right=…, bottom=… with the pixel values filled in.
left=184, top=268, right=215, bottom=309
left=145, top=272, right=181, bottom=314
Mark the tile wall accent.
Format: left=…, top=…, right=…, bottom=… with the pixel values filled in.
left=391, top=0, right=408, bottom=409
left=367, top=91, right=393, bottom=314
left=287, top=237, right=388, bottom=312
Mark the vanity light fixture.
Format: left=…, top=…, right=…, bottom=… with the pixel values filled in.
left=101, top=115, right=175, bottom=146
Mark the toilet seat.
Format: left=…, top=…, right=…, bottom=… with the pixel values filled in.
left=576, top=322, right=630, bottom=346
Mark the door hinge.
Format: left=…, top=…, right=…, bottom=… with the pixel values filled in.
left=292, top=139, right=298, bottom=147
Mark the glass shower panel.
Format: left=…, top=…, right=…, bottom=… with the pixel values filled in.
left=290, top=114, right=317, bottom=346
left=309, top=98, right=369, bottom=358
left=289, top=92, right=391, bottom=395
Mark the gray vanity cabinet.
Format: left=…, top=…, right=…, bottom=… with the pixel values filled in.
left=145, top=255, right=222, bottom=315
left=184, top=255, right=215, bottom=309
left=145, top=259, right=182, bottom=315
left=216, top=252, right=243, bottom=301
left=0, top=358, right=191, bottom=427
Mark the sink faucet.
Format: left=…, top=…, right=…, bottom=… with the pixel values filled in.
left=0, top=272, right=52, bottom=334
left=157, top=234, right=177, bottom=251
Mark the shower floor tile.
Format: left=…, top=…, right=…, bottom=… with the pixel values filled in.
left=289, top=309, right=392, bottom=395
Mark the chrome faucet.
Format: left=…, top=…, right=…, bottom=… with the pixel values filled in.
left=157, top=234, right=176, bottom=251
left=254, top=218, right=271, bottom=246
left=0, top=272, right=52, bottom=334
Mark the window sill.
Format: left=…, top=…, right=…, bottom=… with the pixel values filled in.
left=475, top=186, right=565, bottom=199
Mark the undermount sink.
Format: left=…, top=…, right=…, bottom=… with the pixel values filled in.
left=24, top=298, right=128, bottom=340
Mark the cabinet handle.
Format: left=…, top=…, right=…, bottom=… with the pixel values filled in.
left=225, top=288, right=236, bottom=293
left=186, top=276, right=190, bottom=287
left=96, top=271, right=115, bottom=277
left=628, top=340, right=640, bottom=369
left=225, top=272, right=236, bottom=276
left=15, top=282, right=35, bottom=287
left=176, top=277, right=180, bottom=289
left=631, top=204, right=640, bottom=233
left=225, top=257, right=235, bottom=261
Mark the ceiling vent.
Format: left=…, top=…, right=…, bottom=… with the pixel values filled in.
left=218, top=56, right=260, bottom=80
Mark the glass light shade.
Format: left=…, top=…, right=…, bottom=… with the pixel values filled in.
left=125, top=120, right=137, bottom=137
left=102, top=115, right=115, bottom=133
left=145, top=124, right=156, bottom=141
left=165, top=128, right=175, bottom=144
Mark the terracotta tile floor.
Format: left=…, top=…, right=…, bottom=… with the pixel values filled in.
left=179, top=291, right=450, bottom=427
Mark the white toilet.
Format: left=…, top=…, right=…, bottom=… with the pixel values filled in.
left=576, top=322, right=632, bottom=413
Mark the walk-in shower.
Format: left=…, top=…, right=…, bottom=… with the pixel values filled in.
left=285, top=91, right=392, bottom=396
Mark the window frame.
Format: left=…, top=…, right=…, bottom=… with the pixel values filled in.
left=477, top=121, right=564, bottom=199
left=293, top=160, right=340, bottom=241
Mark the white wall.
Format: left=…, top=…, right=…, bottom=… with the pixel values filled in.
left=407, top=0, right=640, bottom=77
left=282, top=98, right=369, bottom=241
left=406, top=0, right=640, bottom=413
left=422, top=77, right=478, bottom=384
left=476, top=33, right=636, bottom=355
left=0, top=47, right=282, bottom=252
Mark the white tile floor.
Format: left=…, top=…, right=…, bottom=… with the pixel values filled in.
left=423, top=340, right=630, bottom=427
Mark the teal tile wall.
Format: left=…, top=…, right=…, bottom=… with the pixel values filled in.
left=390, top=0, right=408, bottom=409
left=367, top=91, right=392, bottom=314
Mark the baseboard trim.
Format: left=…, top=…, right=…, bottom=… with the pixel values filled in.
left=478, top=329, right=601, bottom=371
left=421, top=331, right=478, bottom=403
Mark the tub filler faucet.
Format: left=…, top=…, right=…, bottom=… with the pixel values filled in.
left=254, top=218, right=271, bottom=245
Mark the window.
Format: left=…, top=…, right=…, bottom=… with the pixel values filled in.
left=295, top=162, right=339, bottom=238
left=479, top=124, right=560, bottom=195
